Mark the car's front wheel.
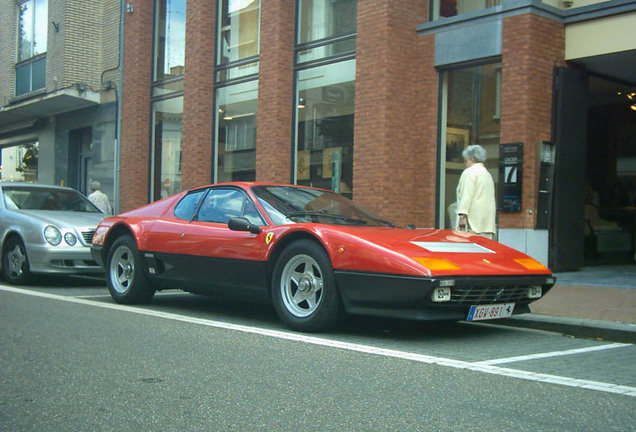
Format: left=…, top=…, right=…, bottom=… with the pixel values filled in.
left=106, top=235, right=155, bottom=304
left=272, top=240, right=343, bottom=332
left=2, top=236, right=31, bottom=285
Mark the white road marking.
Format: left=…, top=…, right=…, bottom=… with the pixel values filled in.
left=476, top=343, right=632, bottom=365
left=2, top=285, right=635, bottom=398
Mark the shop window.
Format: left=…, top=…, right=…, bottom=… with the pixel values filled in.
left=154, top=0, right=187, bottom=81
left=297, top=0, right=356, bottom=44
left=215, top=80, right=258, bottom=182
left=294, top=59, right=355, bottom=197
left=151, top=97, right=183, bottom=200
left=217, top=0, right=260, bottom=66
left=0, top=142, right=39, bottom=182
left=430, top=0, right=502, bottom=21
left=296, top=0, right=356, bottom=64
left=439, top=63, right=501, bottom=228
left=15, top=0, right=47, bottom=95
left=150, top=0, right=186, bottom=201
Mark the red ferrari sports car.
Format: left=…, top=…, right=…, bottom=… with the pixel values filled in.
left=91, top=183, right=555, bottom=332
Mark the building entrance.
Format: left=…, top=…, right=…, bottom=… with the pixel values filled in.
left=550, top=69, right=636, bottom=271
left=584, top=76, right=636, bottom=265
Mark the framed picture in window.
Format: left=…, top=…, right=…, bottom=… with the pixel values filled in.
left=446, top=127, right=470, bottom=169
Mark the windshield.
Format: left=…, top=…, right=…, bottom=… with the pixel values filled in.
left=2, top=186, right=101, bottom=213
left=252, top=185, right=394, bottom=227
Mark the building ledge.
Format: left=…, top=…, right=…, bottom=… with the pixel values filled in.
left=0, top=87, right=101, bottom=131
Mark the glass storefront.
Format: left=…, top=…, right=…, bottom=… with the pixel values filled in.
left=150, top=0, right=186, bottom=201
left=294, top=59, right=355, bottom=196
left=215, top=80, right=258, bottom=182
left=294, top=0, right=356, bottom=197
left=214, top=0, right=261, bottom=182
left=151, top=96, right=183, bottom=200
left=440, top=63, right=501, bottom=228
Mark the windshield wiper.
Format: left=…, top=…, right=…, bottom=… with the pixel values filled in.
left=286, top=211, right=369, bottom=225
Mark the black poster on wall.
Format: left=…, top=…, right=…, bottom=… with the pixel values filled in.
left=498, top=142, right=523, bottom=212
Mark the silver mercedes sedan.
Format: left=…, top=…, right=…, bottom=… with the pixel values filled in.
left=0, top=182, right=106, bottom=284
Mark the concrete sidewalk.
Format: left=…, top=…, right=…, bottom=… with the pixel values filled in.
left=499, top=264, right=636, bottom=343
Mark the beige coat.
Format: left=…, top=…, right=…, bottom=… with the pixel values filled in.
left=456, top=162, right=496, bottom=235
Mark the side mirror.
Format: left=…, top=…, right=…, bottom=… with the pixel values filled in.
left=228, top=217, right=262, bottom=234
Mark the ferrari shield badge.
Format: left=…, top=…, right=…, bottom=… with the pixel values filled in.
left=266, top=232, right=274, bottom=245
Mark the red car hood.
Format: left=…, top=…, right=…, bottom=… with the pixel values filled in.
left=320, top=226, right=551, bottom=278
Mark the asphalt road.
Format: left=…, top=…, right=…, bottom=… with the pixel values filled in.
left=1, top=276, right=635, bottom=432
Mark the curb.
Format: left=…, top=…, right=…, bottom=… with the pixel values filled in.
left=497, top=314, right=636, bottom=344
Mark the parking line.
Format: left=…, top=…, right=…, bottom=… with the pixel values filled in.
left=476, top=343, right=632, bottom=365
left=2, top=285, right=635, bottom=398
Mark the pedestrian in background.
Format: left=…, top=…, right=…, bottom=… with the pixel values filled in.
left=88, top=181, right=112, bottom=214
left=456, top=145, right=496, bottom=239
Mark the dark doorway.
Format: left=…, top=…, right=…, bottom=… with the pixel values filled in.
left=584, top=76, right=636, bottom=265
left=550, top=68, right=636, bottom=272
left=68, top=127, right=92, bottom=195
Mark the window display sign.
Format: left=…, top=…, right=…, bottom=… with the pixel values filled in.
left=498, top=142, right=523, bottom=212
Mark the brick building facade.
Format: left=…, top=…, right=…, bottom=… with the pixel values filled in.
left=1, top=0, right=634, bottom=271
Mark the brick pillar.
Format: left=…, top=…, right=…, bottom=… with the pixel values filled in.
left=181, top=0, right=216, bottom=189
left=354, top=1, right=429, bottom=227
left=500, top=14, right=565, bottom=229
left=414, top=32, right=439, bottom=228
left=255, top=0, right=295, bottom=183
left=120, top=0, right=154, bottom=211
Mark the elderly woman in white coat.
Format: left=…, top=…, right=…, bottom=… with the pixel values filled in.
left=456, top=145, right=496, bottom=239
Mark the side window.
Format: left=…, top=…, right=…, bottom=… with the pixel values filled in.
left=174, top=190, right=206, bottom=220
left=197, top=188, right=265, bottom=225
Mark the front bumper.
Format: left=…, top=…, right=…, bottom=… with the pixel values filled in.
left=91, top=245, right=105, bottom=268
left=335, top=271, right=555, bottom=321
left=26, top=243, right=103, bottom=275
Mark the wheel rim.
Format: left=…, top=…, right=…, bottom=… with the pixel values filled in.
left=6, top=243, right=27, bottom=279
left=109, top=245, right=135, bottom=294
left=280, top=254, right=324, bottom=318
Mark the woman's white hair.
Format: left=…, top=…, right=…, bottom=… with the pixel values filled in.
left=462, top=145, right=487, bottom=163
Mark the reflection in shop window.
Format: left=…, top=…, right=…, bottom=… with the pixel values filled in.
left=217, top=0, right=260, bottom=66
left=154, top=0, right=187, bottom=80
left=215, top=80, right=258, bottom=182
left=294, top=59, right=355, bottom=197
left=440, top=63, right=501, bottom=228
left=297, top=0, right=357, bottom=44
left=430, top=0, right=502, bottom=20
left=296, top=0, right=357, bottom=64
left=0, top=142, right=39, bottom=182
left=151, top=97, right=183, bottom=200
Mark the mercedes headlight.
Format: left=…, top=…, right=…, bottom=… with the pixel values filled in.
left=44, top=225, right=62, bottom=246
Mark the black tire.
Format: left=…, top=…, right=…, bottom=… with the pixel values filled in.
left=106, top=235, right=155, bottom=304
left=271, top=240, right=343, bottom=332
left=2, top=236, right=31, bottom=285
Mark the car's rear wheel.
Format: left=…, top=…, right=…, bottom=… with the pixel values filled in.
left=272, top=240, right=343, bottom=332
left=106, top=235, right=155, bottom=304
left=2, top=237, right=31, bottom=285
